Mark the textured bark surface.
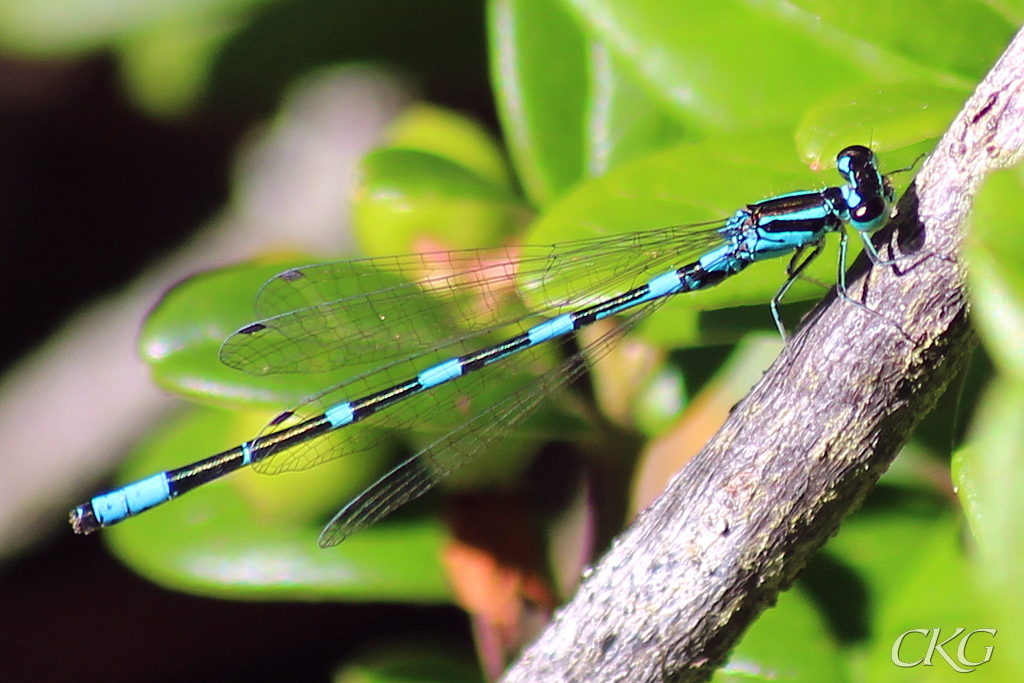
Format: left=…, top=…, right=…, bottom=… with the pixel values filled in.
left=501, top=24, right=1024, bottom=683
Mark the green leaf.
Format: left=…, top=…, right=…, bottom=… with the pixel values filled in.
left=489, top=0, right=589, bottom=206
left=860, top=517, right=1015, bottom=681
left=821, top=497, right=950, bottom=629
left=717, top=587, right=845, bottom=682
left=952, top=378, right=1024, bottom=674
left=333, top=643, right=483, bottom=683
left=106, top=406, right=452, bottom=602
left=354, top=148, right=529, bottom=256
left=580, top=40, right=686, bottom=177
left=953, top=379, right=1024, bottom=589
left=563, top=0, right=967, bottom=136
left=788, top=0, right=1014, bottom=80
left=117, top=10, right=241, bottom=117
left=988, top=0, right=1024, bottom=25
left=966, top=165, right=1024, bottom=380
left=796, top=83, right=968, bottom=169
left=140, top=259, right=373, bottom=409
left=385, top=104, right=515, bottom=190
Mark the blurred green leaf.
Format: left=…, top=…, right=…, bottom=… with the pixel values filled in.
left=487, top=0, right=998, bottom=213
left=107, top=405, right=451, bottom=602
left=333, top=643, right=482, bottom=683
left=954, top=379, right=1024, bottom=595
left=789, top=0, right=1013, bottom=80
left=354, top=148, right=528, bottom=256
left=386, top=103, right=515, bottom=190
left=952, top=377, right=1024, bottom=674
left=489, top=0, right=688, bottom=204
left=987, top=0, right=1024, bottom=25
left=966, top=165, right=1024, bottom=380
left=489, top=0, right=589, bottom=206
left=717, top=587, right=845, bottom=682
left=563, top=0, right=973, bottom=136
left=141, top=258, right=377, bottom=409
left=118, top=9, right=242, bottom=116
left=860, top=517, right=1014, bottom=681
left=580, top=42, right=686, bottom=178
left=821, top=496, right=950, bottom=631
left=796, top=83, right=967, bottom=169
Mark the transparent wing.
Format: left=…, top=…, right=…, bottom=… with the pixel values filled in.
left=249, top=314, right=564, bottom=475
left=317, top=297, right=667, bottom=547
left=220, top=222, right=724, bottom=376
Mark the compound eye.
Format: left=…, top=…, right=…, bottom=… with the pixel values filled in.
left=852, top=196, right=886, bottom=226
left=836, top=145, right=874, bottom=183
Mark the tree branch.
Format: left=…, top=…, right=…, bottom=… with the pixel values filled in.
left=500, top=23, right=1024, bottom=683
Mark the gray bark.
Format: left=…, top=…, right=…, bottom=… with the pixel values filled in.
left=501, top=23, right=1024, bottom=683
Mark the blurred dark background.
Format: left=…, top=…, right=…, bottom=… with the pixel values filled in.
left=0, top=0, right=495, bottom=373
left=0, top=0, right=496, bottom=680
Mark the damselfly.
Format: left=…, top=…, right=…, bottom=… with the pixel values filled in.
left=70, top=145, right=896, bottom=547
